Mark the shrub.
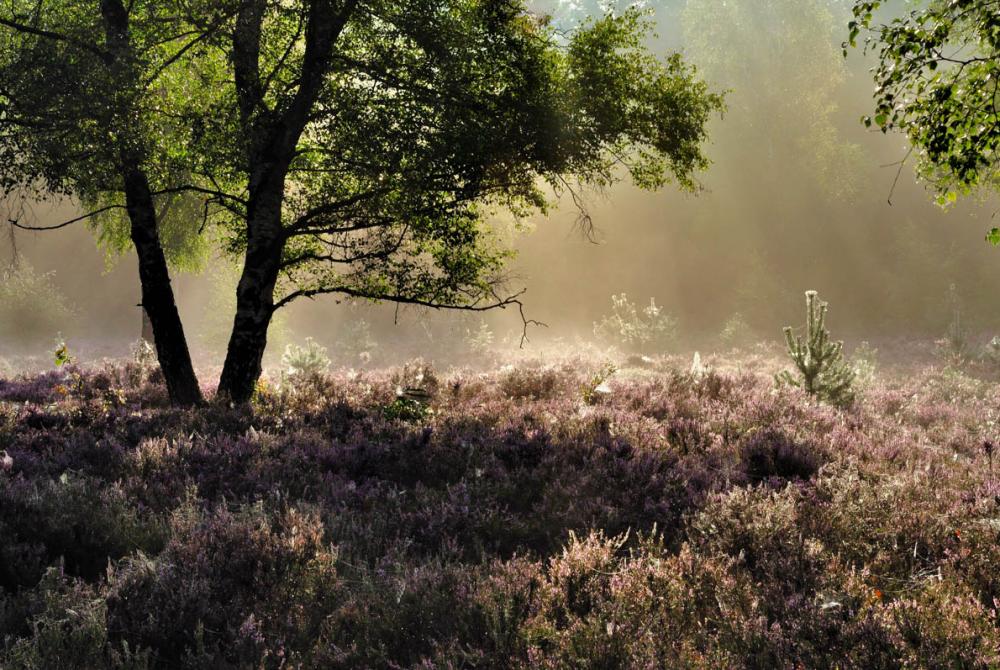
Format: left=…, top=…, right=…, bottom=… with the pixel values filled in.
left=464, top=318, right=495, bottom=355
left=0, top=474, right=167, bottom=590
left=593, top=293, right=677, bottom=353
left=852, top=340, right=879, bottom=388
left=0, top=263, right=75, bottom=346
left=878, top=581, right=1000, bottom=668
left=106, top=503, right=339, bottom=668
left=739, top=428, right=824, bottom=485
left=719, top=311, right=751, bottom=347
left=580, top=362, right=616, bottom=405
left=498, top=366, right=563, bottom=400
left=129, top=339, right=156, bottom=370
left=0, top=354, right=998, bottom=667
left=983, top=336, right=1000, bottom=367
left=392, top=360, right=439, bottom=400
left=383, top=396, right=432, bottom=423
left=521, top=532, right=758, bottom=668
left=1, top=568, right=151, bottom=670
left=53, top=338, right=75, bottom=368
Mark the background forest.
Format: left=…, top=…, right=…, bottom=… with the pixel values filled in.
left=3, top=0, right=997, bottom=364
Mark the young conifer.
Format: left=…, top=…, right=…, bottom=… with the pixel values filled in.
left=778, top=291, right=855, bottom=407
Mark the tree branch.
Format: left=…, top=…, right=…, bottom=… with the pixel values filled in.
left=3, top=184, right=242, bottom=232
left=142, top=12, right=234, bottom=88
left=8, top=203, right=125, bottom=231
left=0, top=16, right=110, bottom=62
left=273, top=285, right=546, bottom=347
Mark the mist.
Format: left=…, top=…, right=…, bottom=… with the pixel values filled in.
left=3, top=0, right=999, bottom=366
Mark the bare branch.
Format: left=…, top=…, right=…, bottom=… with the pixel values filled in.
left=8, top=203, right=125, bottom=231
left=556, top=175, right=598, bottom=243
left=273, top=285, right=546, bottom=347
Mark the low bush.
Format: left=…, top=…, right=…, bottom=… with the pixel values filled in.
left=0, top=263, right=75, bottom=345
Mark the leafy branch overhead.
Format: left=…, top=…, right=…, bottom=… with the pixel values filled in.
left=848, top=1, right=1000, bottom=201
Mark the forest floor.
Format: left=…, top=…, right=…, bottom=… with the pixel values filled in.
left=1, top=346, right=1000, bottom=668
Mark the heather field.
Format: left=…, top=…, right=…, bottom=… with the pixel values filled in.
left=0, top=346, right=997, bottom=669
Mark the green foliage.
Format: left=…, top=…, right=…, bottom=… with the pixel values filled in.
left=281, top=338, right=331, bottom=384
left=258, top=3, right=723, bottom=314
left=0, top=2, right=238, bottom=267
left=778, top=291, right=855, bottom=407
left=385, top=361, right=438, bottom=421
left=0, top=2, right=723, bottom=400
left=53, top=339, right=73, bottom=368
left=382, top=397, right=433, bottom=423
left=594, top=293, right=677, bottom=353
left=581, top=361, right=617, bottom=405
left=0, top=263, right=74, bottom=345
left=849, top=1, right=1000, bottom=209
left=685, top=0, right=863, bottom=201
left=464, top=319, right=495, bottom=355
left=129, top=340, right=156, bottom=370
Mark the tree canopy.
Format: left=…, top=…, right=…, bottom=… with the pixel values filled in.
left=206, top=2, right=723, bottom=311
left=0, top=0, right=233, bottom=265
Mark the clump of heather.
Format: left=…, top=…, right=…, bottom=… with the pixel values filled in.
left=2, top=352, right=1000, bottom=667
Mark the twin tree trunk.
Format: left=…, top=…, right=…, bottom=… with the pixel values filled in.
left=217, top=174, right=286, bottom=404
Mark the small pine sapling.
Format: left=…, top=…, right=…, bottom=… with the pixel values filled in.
left=281, top=338, right=331, bottom=386
left=778, top=291, right=855, bottom=407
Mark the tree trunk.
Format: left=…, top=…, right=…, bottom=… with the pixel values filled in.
left=124, top=167, right=203, bottom=406
left=99, top=0, right=202, bottom=407
left=217, top=187, right=284, bottom=404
